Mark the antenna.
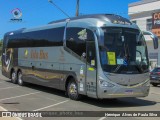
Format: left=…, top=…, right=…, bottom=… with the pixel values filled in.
left=76, top=0, right=80, bottom=16
left=48, top=0, right=70, bottom=18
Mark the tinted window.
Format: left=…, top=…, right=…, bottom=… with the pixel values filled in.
left=66, top=27, right=94, bottom=57
left=7, top=27, right=64, bottom=48
left=100, top=27, right=149, bottom=74
left=87, top=41, right=96, bottom=67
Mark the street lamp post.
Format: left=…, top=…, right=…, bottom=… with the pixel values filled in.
left=76, top=0, right=80, bottom=16
left=48, top=0, right=70, bottom=18
left=48, top=0, right=80, bottom=17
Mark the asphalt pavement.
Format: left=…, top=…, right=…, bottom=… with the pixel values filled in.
left=0, top=67, right=160, bottom=120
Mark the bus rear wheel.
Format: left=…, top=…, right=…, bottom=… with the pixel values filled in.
left=17, top=71, right=24, bottom=86
left=11, top=70, right=17, bottom=84
left=67, top=79, right=81, bottom=100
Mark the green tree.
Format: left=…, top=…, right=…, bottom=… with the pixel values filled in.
left=0, top=39, right=2, bottom=46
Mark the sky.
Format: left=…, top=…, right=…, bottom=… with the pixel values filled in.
left=0, top=0, right=140, bottom=39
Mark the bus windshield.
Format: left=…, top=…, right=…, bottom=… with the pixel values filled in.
left=99, top=27, right=149, bottom=74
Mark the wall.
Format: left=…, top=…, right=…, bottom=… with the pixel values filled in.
left=128, top=0, right=160, bottom=67
left=129, top=1, right=160, bottom=14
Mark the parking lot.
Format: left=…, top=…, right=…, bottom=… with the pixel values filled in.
left=0, top=67, right=160, bottom=120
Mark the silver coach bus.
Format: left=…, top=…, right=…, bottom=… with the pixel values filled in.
left=1, top=14, right=158, bottom=100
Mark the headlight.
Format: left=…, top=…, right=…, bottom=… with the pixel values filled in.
left=99, top=80, right=115, bottom=87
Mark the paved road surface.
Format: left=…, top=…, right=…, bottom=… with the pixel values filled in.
left=0, top=68, right=160, bottom=120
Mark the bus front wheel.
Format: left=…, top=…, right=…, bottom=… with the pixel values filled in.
left=67, top=79, right=81, bottom=100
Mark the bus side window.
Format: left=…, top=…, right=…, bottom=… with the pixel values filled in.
left=66, top=27, right=96, bottom=66
left=66, top=28, right=86, bottom=58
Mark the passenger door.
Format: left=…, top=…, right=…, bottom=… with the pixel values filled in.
left=86, top=34, right=97, bottom=98
left=65, top=27, right=97, bottom=97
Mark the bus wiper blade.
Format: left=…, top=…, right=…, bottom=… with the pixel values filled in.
left=132, top=59, right=145, bottom=73
left=113, top=56, right=128, bottom=73
left=113, top=65, right=121, bottom=73
left=134, top=63, right=143, bottom=73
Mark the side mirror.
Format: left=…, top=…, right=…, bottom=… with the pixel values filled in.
left=143, top=31, right=159, bottom=49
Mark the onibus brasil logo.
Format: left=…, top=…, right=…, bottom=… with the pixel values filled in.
left=10, top=8, right=23, bottom=22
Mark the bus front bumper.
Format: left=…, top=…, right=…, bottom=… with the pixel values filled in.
left=97, top=85, right=150, bottom=99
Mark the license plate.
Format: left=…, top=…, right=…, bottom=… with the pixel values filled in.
left=125, top=90, right=133, bottom=94
left=152, top=77, right=156, bottom=78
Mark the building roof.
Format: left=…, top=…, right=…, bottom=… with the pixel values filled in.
left=129, top=0, right=160, bottom=7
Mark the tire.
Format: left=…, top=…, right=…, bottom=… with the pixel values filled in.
left=11, top=70, right=17, bottom=84
left=17, top=71, right=24, bottom=86
left=67, top=79, right=81, bottom=100
left=152, top=83, right=158, bottom=87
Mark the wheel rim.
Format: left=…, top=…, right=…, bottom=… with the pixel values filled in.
left=69, top=83, right=77, bottom=95
left=12, top=72, right=16, bottom=80
left=18, top=73, right=22, bottom=84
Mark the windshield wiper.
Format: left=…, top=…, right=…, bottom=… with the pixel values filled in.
left=134, top=50, right=144, bottom=73
left=134, top=62, right=143, bottom=73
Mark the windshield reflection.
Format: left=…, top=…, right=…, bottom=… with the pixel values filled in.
left=99, top=27, right=149, bottom=74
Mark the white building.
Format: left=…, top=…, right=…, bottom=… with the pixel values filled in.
left=128, top=0, right=160, bottom=68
